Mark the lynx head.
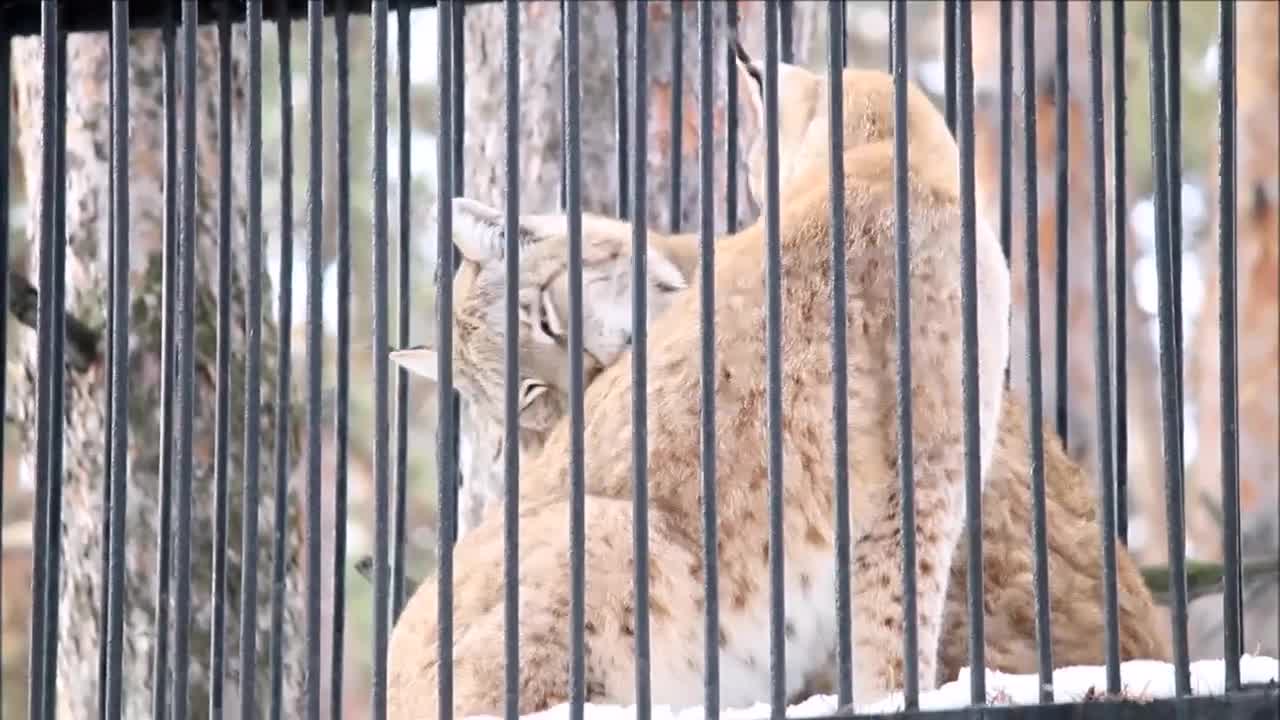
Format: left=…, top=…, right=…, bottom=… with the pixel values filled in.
left=391, top=197, right=693, bottom=529
left=732, top=43, right=954, bottom=206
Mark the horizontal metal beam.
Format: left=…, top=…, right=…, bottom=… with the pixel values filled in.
left=827, top=686, right=1280, bottom=720
left=0, top=0, right=500, bottom=37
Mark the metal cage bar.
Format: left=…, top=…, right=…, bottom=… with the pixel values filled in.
left=955, top=1, right=987, bottom=704
left=697, top=5, right=721, bottom=719
left=502, top=5, right=522, bottom=720
left=392, top=0, right=413, bottom=621
left=1020, top=0, right=1055, bottom=704
left=371, top=2, right=392, bottom=719
left=102, top=3, right=130, bottom=718
left=239, top=2, right=266, bottom=718
left=1086, top=0, right=1121, bottom=695
left=209, top=1, right=235, bottom=714
left=761, top=4, right=787, bottom=717
left=1147, top=0, right=1192, bottom=696
left=1112, top=0, right=1130, bottom=548
left=268, top=0, right=298, bottom=714
left=1052, top=0, right=1070, bottom=448
left=332, top=0, right=353, bottom=715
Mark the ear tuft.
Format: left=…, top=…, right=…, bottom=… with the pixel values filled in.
left=451, top=197, right=506, bottom=264
left=451, top=196, right=547, bottom=264
left=389, top=345, right=440, bottom=382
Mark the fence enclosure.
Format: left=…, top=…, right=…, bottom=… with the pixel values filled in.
left=1, top=1, right=1278, bottom=719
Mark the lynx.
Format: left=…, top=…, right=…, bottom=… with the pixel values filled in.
left=386, top=65, right=1012, bottom=717
left=394, top=196, right=1171, bottom=690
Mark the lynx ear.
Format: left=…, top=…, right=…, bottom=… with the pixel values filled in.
left=732, top=39, right=817, bottom=138
left=452, top=197, right=543, bottom=264
left=389, top=345, right=439, bottom=382
left=733, top=39, right=765, bottom=130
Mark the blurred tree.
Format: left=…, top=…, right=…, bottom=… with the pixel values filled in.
left=9, top=17, right=304, bottom=719
left=459, top=1, right=819, bottom=237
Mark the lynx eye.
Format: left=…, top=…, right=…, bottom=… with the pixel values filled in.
left=534, top=290, right=564, bottom=345
left=538, top=314, right=557, bottom=341
left=519, top=378, right=547, bottom=409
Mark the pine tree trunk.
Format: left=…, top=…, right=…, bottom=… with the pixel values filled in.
left=458, top=1, right=819, bottom=233
left=10, top=23, right=305, bottom=719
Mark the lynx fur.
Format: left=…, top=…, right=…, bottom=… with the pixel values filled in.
left=387, top=64, right=1012, bottom=717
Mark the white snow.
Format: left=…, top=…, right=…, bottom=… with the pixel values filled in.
left=465, top=655, right=1279, bottom=720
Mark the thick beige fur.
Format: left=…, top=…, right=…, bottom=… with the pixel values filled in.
left=387, top=65, right=1013, bottom=717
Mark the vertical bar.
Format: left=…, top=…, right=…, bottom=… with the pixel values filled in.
left=371, top=1, right=393, bottom=717
left=99, top=20, right=116, bottom=717
left=1112, top=0, right=1129, bottom=546
left=1146, top=0, right=1191, bottom=695
left=1216, top=0, right=1242, bottom=690
left=172, top=1, right=200, bottom=714
left=725, top=1, right=739, bottom=233
left=779, top=0, right=794, bottom=63
left=103, top=3, right=131, bottom=718
left=833, top=0, right=855, bottom=709
left=1086, top=0, right=1121, bottom=695
left=392, top=0, right=412, bottom=619
left=39, top=9, right=68, bottom=714
left=956, top=0, right=987, bottom=705
left=27, top=5, right=59, bottom=709
left=943, top=0, right=957, bottom=133
left=626, top=0, right=652, bottom=712
left=558, top=1, right=567, bottom=212
left=762, top=3, right=786, bottom=717
left=153, top=2, right=180, bottom=715
left=1164, top=1, right=1185, bottom=476
left=305, top=4, right=326, bottom=718
left=436, top=2, right=458, bottom=719
left=1052, top=0, right=1069, bottom=445
left=30, top=4, right=62, bottom=705
left=841, top=0, right=848, bottom=68
left=998, top=2, right=1012, bottom=264
left=889, top=0, right=918, bottom=709
left=332, top=1, right=352, bottom=716
left=210, top=2, right=234, bottom=714
left=614, top=1, right=629, bottom=219
left=269, top=1, right=298, bottom=715
left=452, top=3, right=465, bottom=196
left=240, top=1, right=266, bottom=717
left=669, top=0, right=683, bottom=232
left=697, top=5, right=720, bottom=719
left=1021, top=0, right=1054, bottom=703
left=568, top=0, right=590, bottom=714
left=502, top=3, right=522, bottom=719
left=449, top=0, right=467, bottom=552
left=26, top=0, right=49, bottom=704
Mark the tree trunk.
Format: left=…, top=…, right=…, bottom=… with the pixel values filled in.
left=459, top=1, right=820, bottom=236
left=10, top=22, right=305, bottom=718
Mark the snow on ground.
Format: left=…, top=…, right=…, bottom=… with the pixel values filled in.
left=466, top=655, right=1279, bottom=720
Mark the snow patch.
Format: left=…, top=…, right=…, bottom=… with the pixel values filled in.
left=465, top=656, right=1278, bottom=720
